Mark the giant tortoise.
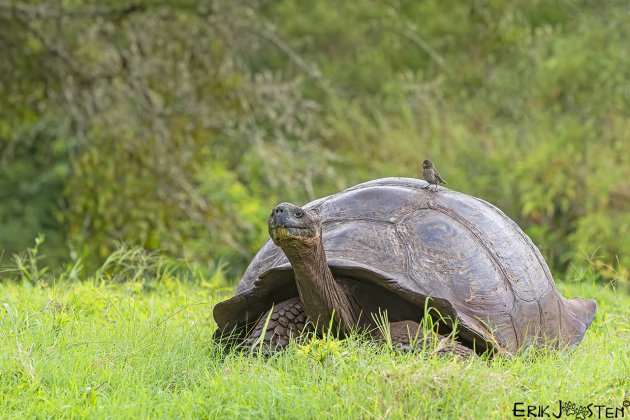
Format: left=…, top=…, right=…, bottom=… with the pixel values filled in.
left=213, top=178, right=596, bottom=355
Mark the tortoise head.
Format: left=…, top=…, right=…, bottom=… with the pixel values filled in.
left=268, top=202, right=321, bottom=247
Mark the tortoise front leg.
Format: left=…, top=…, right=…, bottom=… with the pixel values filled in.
left=244, top=297, right=313, bottom=351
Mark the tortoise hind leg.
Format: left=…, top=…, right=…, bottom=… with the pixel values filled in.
left=375, top=320, right=475, bottom=358
left=244, top=297, right=313, bottom=351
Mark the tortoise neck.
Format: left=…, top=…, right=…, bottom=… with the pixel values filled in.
left=281, top=239, right=359, bottom=334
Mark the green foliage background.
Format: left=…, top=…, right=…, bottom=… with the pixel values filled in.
left=0, top=0, right=628, bottom=282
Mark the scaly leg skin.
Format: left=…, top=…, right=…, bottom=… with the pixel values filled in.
left=373, top=320, right=475, bottom=358
left=245, top=297, right=313, bottom=352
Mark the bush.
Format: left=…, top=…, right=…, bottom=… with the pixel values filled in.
left=0, top=0, right=627, bottom=282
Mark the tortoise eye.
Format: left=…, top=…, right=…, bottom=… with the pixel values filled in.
left=294, top=210, right=304, bottom=218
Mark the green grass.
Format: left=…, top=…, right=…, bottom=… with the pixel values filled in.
left=0, top=277, right=628, bottom=419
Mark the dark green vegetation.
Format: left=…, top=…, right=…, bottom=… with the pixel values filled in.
left=0, top=1, right=628, bottom=284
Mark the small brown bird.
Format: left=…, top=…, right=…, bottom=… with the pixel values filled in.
left=422, top=159, right=447, bottom=191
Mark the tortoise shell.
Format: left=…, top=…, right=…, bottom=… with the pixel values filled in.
left=214, top=178, right=596, bottom=353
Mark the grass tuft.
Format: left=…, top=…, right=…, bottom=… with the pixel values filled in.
left=0, top=276, right=628, bottom=418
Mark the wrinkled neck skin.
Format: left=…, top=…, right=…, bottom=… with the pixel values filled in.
left=279, top=238, right=360, bottom=335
